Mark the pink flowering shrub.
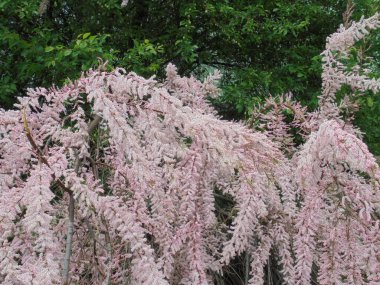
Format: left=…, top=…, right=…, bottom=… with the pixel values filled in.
left=1, top=13, right=380, bottom=285
left=254, top=13, right=380, bottom=285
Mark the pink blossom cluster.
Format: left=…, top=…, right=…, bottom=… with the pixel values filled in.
left=0, top=13, right=380, bottom=285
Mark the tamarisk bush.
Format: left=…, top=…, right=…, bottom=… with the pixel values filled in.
left=253, top=13, right=380, bottom=285
left=1, top=14, right=380, bottom=285
left=0, top=61, right=293, bottom=284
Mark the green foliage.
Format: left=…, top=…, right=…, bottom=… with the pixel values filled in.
left=0, top=0, right=116, bottom=107
left=0, top=0, right=345, bottom=109
left=356, top=93, right=380, bottom=155
left=118, top=39, right=164, bottom=76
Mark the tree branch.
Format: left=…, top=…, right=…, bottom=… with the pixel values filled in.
left=62, top=115, right=103, bottom=283
left=22, top=109, right=72, bottom=194
left=63, top=192, right=74, bottom=285
left=22, top=109, right=103, bottom=284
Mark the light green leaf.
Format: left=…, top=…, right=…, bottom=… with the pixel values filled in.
left=45, top=46, right=54, bottom=52
left=367, top=97, right=374, bottom=107
left=63, top=49, right=72, bottom=56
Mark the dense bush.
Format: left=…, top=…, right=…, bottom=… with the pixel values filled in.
left=1, top=12, right=380, bottom=285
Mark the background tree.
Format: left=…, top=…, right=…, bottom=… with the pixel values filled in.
left=0, top=0, right=347, bottom=107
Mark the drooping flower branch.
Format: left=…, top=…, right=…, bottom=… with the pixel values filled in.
left=0, top=60, right=295, bottom=284
left=253, top=12, right=380, bottom=285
